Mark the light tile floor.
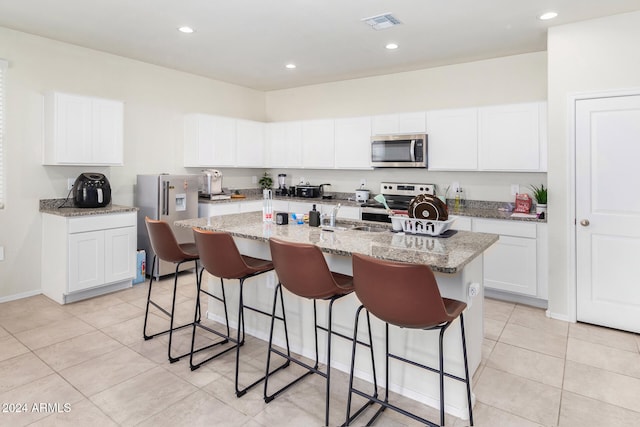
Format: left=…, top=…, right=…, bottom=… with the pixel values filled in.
left=1, top=275, right=640, bottom=426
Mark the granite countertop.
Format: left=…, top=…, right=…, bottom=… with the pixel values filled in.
left=199, top=195, right=546, bottom=223
left=39, top=199, right=138, bottom=217
left=198, top=194, right=363, bottom=208
left=175, top=211, right=499, bottom=274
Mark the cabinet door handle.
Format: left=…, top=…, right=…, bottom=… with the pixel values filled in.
left=580, top=219, right=590, bottom=226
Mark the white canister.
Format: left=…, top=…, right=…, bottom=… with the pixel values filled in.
left=355, top=189, right=370, bottom=202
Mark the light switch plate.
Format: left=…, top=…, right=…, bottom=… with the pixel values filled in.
left=0, top=246, right=4, bottom=261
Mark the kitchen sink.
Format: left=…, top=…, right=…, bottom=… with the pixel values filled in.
left=350, top=225, right=389, bottom=233
left=320, top=225, right=349, bottom=232
left=320, top=224, right=389, bottom=233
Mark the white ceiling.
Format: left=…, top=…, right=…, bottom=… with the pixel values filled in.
left=0, top=0, right=639, bottom=91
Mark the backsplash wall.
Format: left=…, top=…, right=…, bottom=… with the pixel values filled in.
left=257, top=168, right=547, bottom=203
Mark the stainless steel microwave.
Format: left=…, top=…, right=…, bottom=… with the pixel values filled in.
left=371, top=134, right=428, bottom=168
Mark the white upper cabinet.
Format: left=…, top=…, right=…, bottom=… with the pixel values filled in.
left=236, top=119, right=265, bottom=167
left=371, top=112, right=426, bottom=135
left=43, top=92, right=123, bottom=165
left=302, top=119, right=335, bottom=169
left=478, top=102, right=547, bottom=171
left=334, top=116, right=372, bottom=169
left=426, top=108, right=478, bottom=170
left=265, top=121, right=303, bottom=168
left=184, top=114, right=236, bottom=167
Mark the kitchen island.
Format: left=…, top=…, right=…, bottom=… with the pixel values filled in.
left=176, top=212, right=498, bottom=420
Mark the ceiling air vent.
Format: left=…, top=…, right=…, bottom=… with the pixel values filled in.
left=361, top=13, right=402, bottom=30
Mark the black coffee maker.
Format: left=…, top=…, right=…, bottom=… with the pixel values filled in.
left=275, top=173, right=288, bottom=196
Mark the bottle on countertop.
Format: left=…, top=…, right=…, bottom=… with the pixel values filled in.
left=454, top=187, right=465, bottom=211
left=263, top=189, right=273, bottom=223
left=309, top=204, right=320, bottom=227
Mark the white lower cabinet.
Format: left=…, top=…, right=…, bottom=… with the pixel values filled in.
left=198, top=202, right=240, bottom=218
left=42, top=212, right=137, bottom=304
left=472, top=218, right=547, bottom=299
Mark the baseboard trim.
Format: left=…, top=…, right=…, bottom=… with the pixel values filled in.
left=0, top=289, right=43, bottom=303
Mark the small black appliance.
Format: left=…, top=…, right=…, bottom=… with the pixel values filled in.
left=73, top=172, right=112, bottom=208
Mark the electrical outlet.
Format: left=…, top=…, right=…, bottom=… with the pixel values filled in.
left=451, top=181, right=460, bottom=192
left=511, top=184, right=520, bottom=196
left=67, top=178, right=75, bottom=191
left=0, top=246, right=4, bottom=261
left=360, top=179, right=367, bottom=187
left=251, top=176, right=258, bottom=184
left=468, top=282, right=480, bottom=297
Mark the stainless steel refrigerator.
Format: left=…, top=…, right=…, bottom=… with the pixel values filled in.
left=136, top=174, right=199, bottom=279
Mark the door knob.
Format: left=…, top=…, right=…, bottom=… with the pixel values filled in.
left=580, top=219, right=590, bottom=226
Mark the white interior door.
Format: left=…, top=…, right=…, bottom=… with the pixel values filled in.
left=576, top=95, right=640, bottom=333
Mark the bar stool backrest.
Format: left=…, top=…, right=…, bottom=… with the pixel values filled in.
left=193, top=228, right=252, bottom=279
left=352, top=253, right=450, bottom=328
left=269, top=237, right=347, bottom=300
left=145, top=217, right=193, bottom=263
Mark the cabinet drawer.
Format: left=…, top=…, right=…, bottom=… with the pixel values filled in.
left=68, top=213, right=136, bottom=234
left=451, top=216, right=472, bottom=231
left=472, top=218, right=536, bottom=238
left=239, top=200, right=263, bottom=213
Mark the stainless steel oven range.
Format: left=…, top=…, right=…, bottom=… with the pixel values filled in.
left=361, top=182, right=435, bottom=223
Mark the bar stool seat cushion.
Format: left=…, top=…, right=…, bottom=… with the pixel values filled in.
left=269, top=238, right=353, bottom=300
left=352, top=255, right=467, bottom=329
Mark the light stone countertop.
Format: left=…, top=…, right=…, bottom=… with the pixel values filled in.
left=198, top=195, right=546, bottom=223
left=176, top=211, right=498, bottom=274
left=39, top=199, right=138, bottom=217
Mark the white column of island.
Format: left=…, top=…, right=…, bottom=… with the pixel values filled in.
left=176, top=212, right=498, bottom=420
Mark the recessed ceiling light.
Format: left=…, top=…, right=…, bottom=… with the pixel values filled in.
left=285, top=64, right=296, bottom=69
left=178, top=26, right=194, bottom=33
left=386, top=43, right=399, bottom=50
left=539, top=12, right=558, bottom=21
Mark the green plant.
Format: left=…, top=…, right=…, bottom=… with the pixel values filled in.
left=530, top=184, right=547, bottom=204
left=258, top=172, right=273, bottom=189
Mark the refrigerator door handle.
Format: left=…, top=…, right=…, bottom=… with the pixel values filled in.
left=162, top=181, right=169, bottom=216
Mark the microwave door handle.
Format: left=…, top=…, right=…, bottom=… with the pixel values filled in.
left=410, top=139, right=416, bottom=162
left=162, top=181, right=169, bottom=216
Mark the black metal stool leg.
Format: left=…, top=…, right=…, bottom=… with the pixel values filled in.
left=167, top=262, right=182, bottom=363
left=189, top=274, right=234, bottom=371
left=439, top=327, right=446, bottom=426
left=460, top=313, right=474, bottom=426
left=142, top=255, right=157, bottom=340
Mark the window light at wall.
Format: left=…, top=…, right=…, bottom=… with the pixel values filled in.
left=0, top=58, right=6, bottom=209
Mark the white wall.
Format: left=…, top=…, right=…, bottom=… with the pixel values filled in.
left=0, top=26, right=265, bottom=300
left=266, top=52, right=548, bottom=120
left=546, top=11, right=640, bottom=320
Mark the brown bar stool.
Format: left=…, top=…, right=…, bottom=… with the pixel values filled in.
left=143, top=217, right=200, bottom=363
left=345, top=254, right=474, bottom=427
left=264, top=238, right=378, bottom=426
left=191, top=228, right=289, bottom=397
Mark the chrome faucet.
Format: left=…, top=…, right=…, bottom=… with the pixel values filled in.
left=329, top=203, right=341, bottom=227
